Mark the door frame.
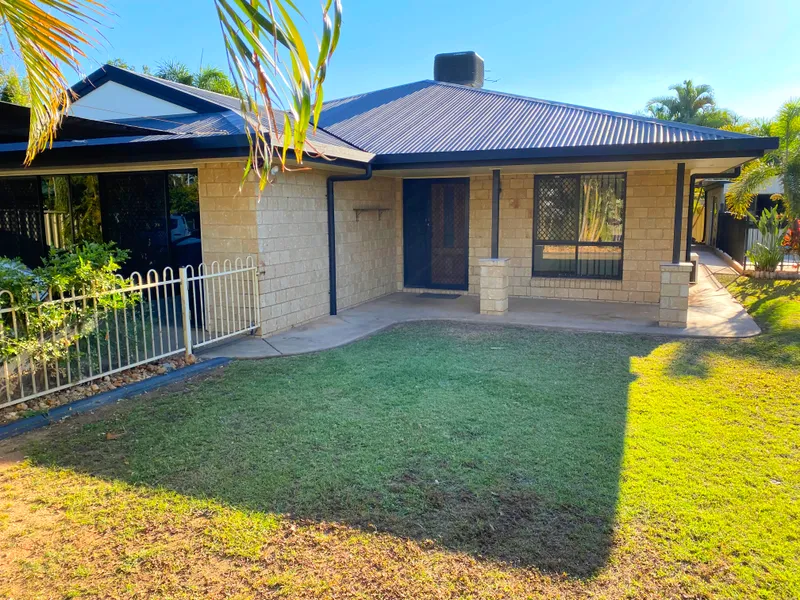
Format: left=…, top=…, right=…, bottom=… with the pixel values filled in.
left=402, top=177, right=470, bottom=291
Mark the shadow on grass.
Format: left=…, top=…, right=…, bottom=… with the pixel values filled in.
left=22, top=322, right=664, bottom=578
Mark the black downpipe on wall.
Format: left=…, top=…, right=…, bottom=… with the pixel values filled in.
left=326, top=165, right=373, bottom=316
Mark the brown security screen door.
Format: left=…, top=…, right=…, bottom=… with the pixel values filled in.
left=403, top=178, right=469, bottom=290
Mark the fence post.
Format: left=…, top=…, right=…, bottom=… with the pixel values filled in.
left=179, top=267, right=193, bottom=358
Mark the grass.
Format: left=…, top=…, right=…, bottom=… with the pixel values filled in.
left=0, top=277, right=798, bottom=598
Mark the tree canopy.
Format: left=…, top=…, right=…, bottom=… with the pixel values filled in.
left=155, top=61, right=236, bottom=96
left=646, top=80, right=739, bottom=128
left=726, top=99, right=800, bottom=219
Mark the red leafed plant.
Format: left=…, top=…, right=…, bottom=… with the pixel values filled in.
left=782, top=218, right=800, bottom=270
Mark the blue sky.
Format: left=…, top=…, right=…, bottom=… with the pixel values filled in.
left=49, top=0, right=800, bottom=120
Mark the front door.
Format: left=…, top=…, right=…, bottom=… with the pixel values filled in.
left=403, top=178, right=469, bottom=290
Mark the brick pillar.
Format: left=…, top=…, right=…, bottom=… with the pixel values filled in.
left=479, top=258, right=509, bottom=315
left=659, top=262, right=692, bottom=327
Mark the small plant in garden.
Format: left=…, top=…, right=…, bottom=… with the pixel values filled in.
left=746, top=206, right=789, bottom=274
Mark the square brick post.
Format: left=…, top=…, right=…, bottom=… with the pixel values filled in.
left=659, top=262, right=692, bottom=327
left=479, top=258, right=509, bottom=315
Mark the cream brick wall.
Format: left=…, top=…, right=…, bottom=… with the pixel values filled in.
left=199, top=162, right=692, bottom=338
left=396, top=168, right=690, bottom=305
left=199, top=162, right=398, bottom=336
left=198, top=162, right=259, bottom=265
left=334, top=177, right=398, bottom=310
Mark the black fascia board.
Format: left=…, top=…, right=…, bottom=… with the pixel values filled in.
left=70, top=65, right=226, bottom=114
left=370, top=137, right=780, bottom=170
left=0, top=134, right=371, bottom=171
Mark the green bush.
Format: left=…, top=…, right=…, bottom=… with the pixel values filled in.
left=746, top=207, right=788, bottom=272
left=0, top=242, right=138, bottom=364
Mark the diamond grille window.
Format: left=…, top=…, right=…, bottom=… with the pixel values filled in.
left=533, top=173, right=626, bottom=279
left=536, top=176, right=579, bottom=241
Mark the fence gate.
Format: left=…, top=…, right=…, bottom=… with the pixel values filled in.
left=0, top=257, right=259, bottom=410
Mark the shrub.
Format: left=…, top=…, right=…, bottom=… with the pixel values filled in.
left=782, top=219, right=800, bottom=270
left=746, top=207, right=788, bottom=273
left=0, top=242, right=138, bottom=365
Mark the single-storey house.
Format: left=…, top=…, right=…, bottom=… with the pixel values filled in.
left=0, top=52, right=778, bottom=331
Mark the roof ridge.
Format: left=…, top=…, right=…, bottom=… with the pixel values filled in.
left=424, top=80, right=755, bottom=139
left=323, top=80, right=435, bottom=107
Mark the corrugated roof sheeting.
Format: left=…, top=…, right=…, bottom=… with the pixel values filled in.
left=319, top=80, right=754, bottom=155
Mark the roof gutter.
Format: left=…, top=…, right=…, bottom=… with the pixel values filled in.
left=326, top=165, right=373, bottom=315
left=370, top=138, right=779, bottom=170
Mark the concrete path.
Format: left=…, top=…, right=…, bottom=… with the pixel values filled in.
left=200, top=262, right=760, bottom=359
left=695, top=245, right=739, bottom=278
left=689, top=248, right=759, bottom=337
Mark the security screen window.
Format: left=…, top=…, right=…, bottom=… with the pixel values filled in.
left=168, top=172, right=202, bottom=270
left=40, top=175, right=103, bottom=250
left=69, top=175, right=102, bottom=244
left=533, top=173, right=626, bottom=279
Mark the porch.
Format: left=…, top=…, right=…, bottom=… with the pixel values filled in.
left=201, top=257, right=759, bottom=359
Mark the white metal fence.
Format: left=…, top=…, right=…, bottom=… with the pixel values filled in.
left=742, top=226, right=799, bottom=272
left=0, top=257, right=259, bottom=410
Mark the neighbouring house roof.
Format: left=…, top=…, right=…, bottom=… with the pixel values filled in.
left=0, top=64, right=780, bottom=170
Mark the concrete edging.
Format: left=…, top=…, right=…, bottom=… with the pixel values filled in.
left=0, top=357, right=231, bottom=441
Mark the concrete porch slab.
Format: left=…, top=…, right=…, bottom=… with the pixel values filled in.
left=200, top=259, right=759, bottom=359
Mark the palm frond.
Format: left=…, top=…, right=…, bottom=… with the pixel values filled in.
left=155, top=60, right=193, bottom=85
left=0, top=0, right=109, bottom=165
left=194, top=66, right=236, bottom=96
left=782, top=152, right=800, bottom=217
left=214, top=0, right=342, bottom=189
left=771, top=98, right=800, bottom=152
left=725, top=160, right=781, bottom=218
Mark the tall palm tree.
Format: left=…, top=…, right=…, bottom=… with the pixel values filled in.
left=726, top=99, right=800, bottom=219
left=0, top=0, right=342, bottom=188
left=646, top=80, right=717, bottom=123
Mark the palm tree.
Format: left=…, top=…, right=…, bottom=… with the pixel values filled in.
left=155, top=60, right=194, bottom=86
left=0, top=0, right=342, bottom=188
left=726, top=99, right=800, bottom=219
left=194, top=66, right=235, bottom=96
left=155, top=62, right=236, bottom=97
left=647, top=80, right=717, bottom=123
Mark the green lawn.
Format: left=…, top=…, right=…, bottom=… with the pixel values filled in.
left=0, top=278, right=798, bottom=599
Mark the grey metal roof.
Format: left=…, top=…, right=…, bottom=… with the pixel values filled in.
left=0, top=65, right=775, bottom=168
left=319, top=80, right=756, bottom=156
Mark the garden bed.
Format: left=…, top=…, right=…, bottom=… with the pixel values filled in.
left=0, top=355, right=196, bottom=424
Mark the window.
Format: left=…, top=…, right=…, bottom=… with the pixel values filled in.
left=40, top=175, right=103, bottom=250
left=0, top=170, right=200, bottom=272
left=533, top=173, right=625, bottom=279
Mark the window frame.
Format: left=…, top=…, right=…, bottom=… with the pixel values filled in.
left=531, top=172, right=627, bottom=280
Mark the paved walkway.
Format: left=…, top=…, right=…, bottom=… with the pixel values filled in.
left=200, top=256, right=760, bottom=359
left=695, top=245, right=739, bottom=278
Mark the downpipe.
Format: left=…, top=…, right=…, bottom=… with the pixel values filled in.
left=326, top=165, right=373, bottom=315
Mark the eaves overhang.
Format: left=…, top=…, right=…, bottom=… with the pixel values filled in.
left=0, top=134, right=373, bottom=172
left=369, top=137, right=780, bottom=170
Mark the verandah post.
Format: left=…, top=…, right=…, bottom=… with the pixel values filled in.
left=179, top=267, right=193, bottom=358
